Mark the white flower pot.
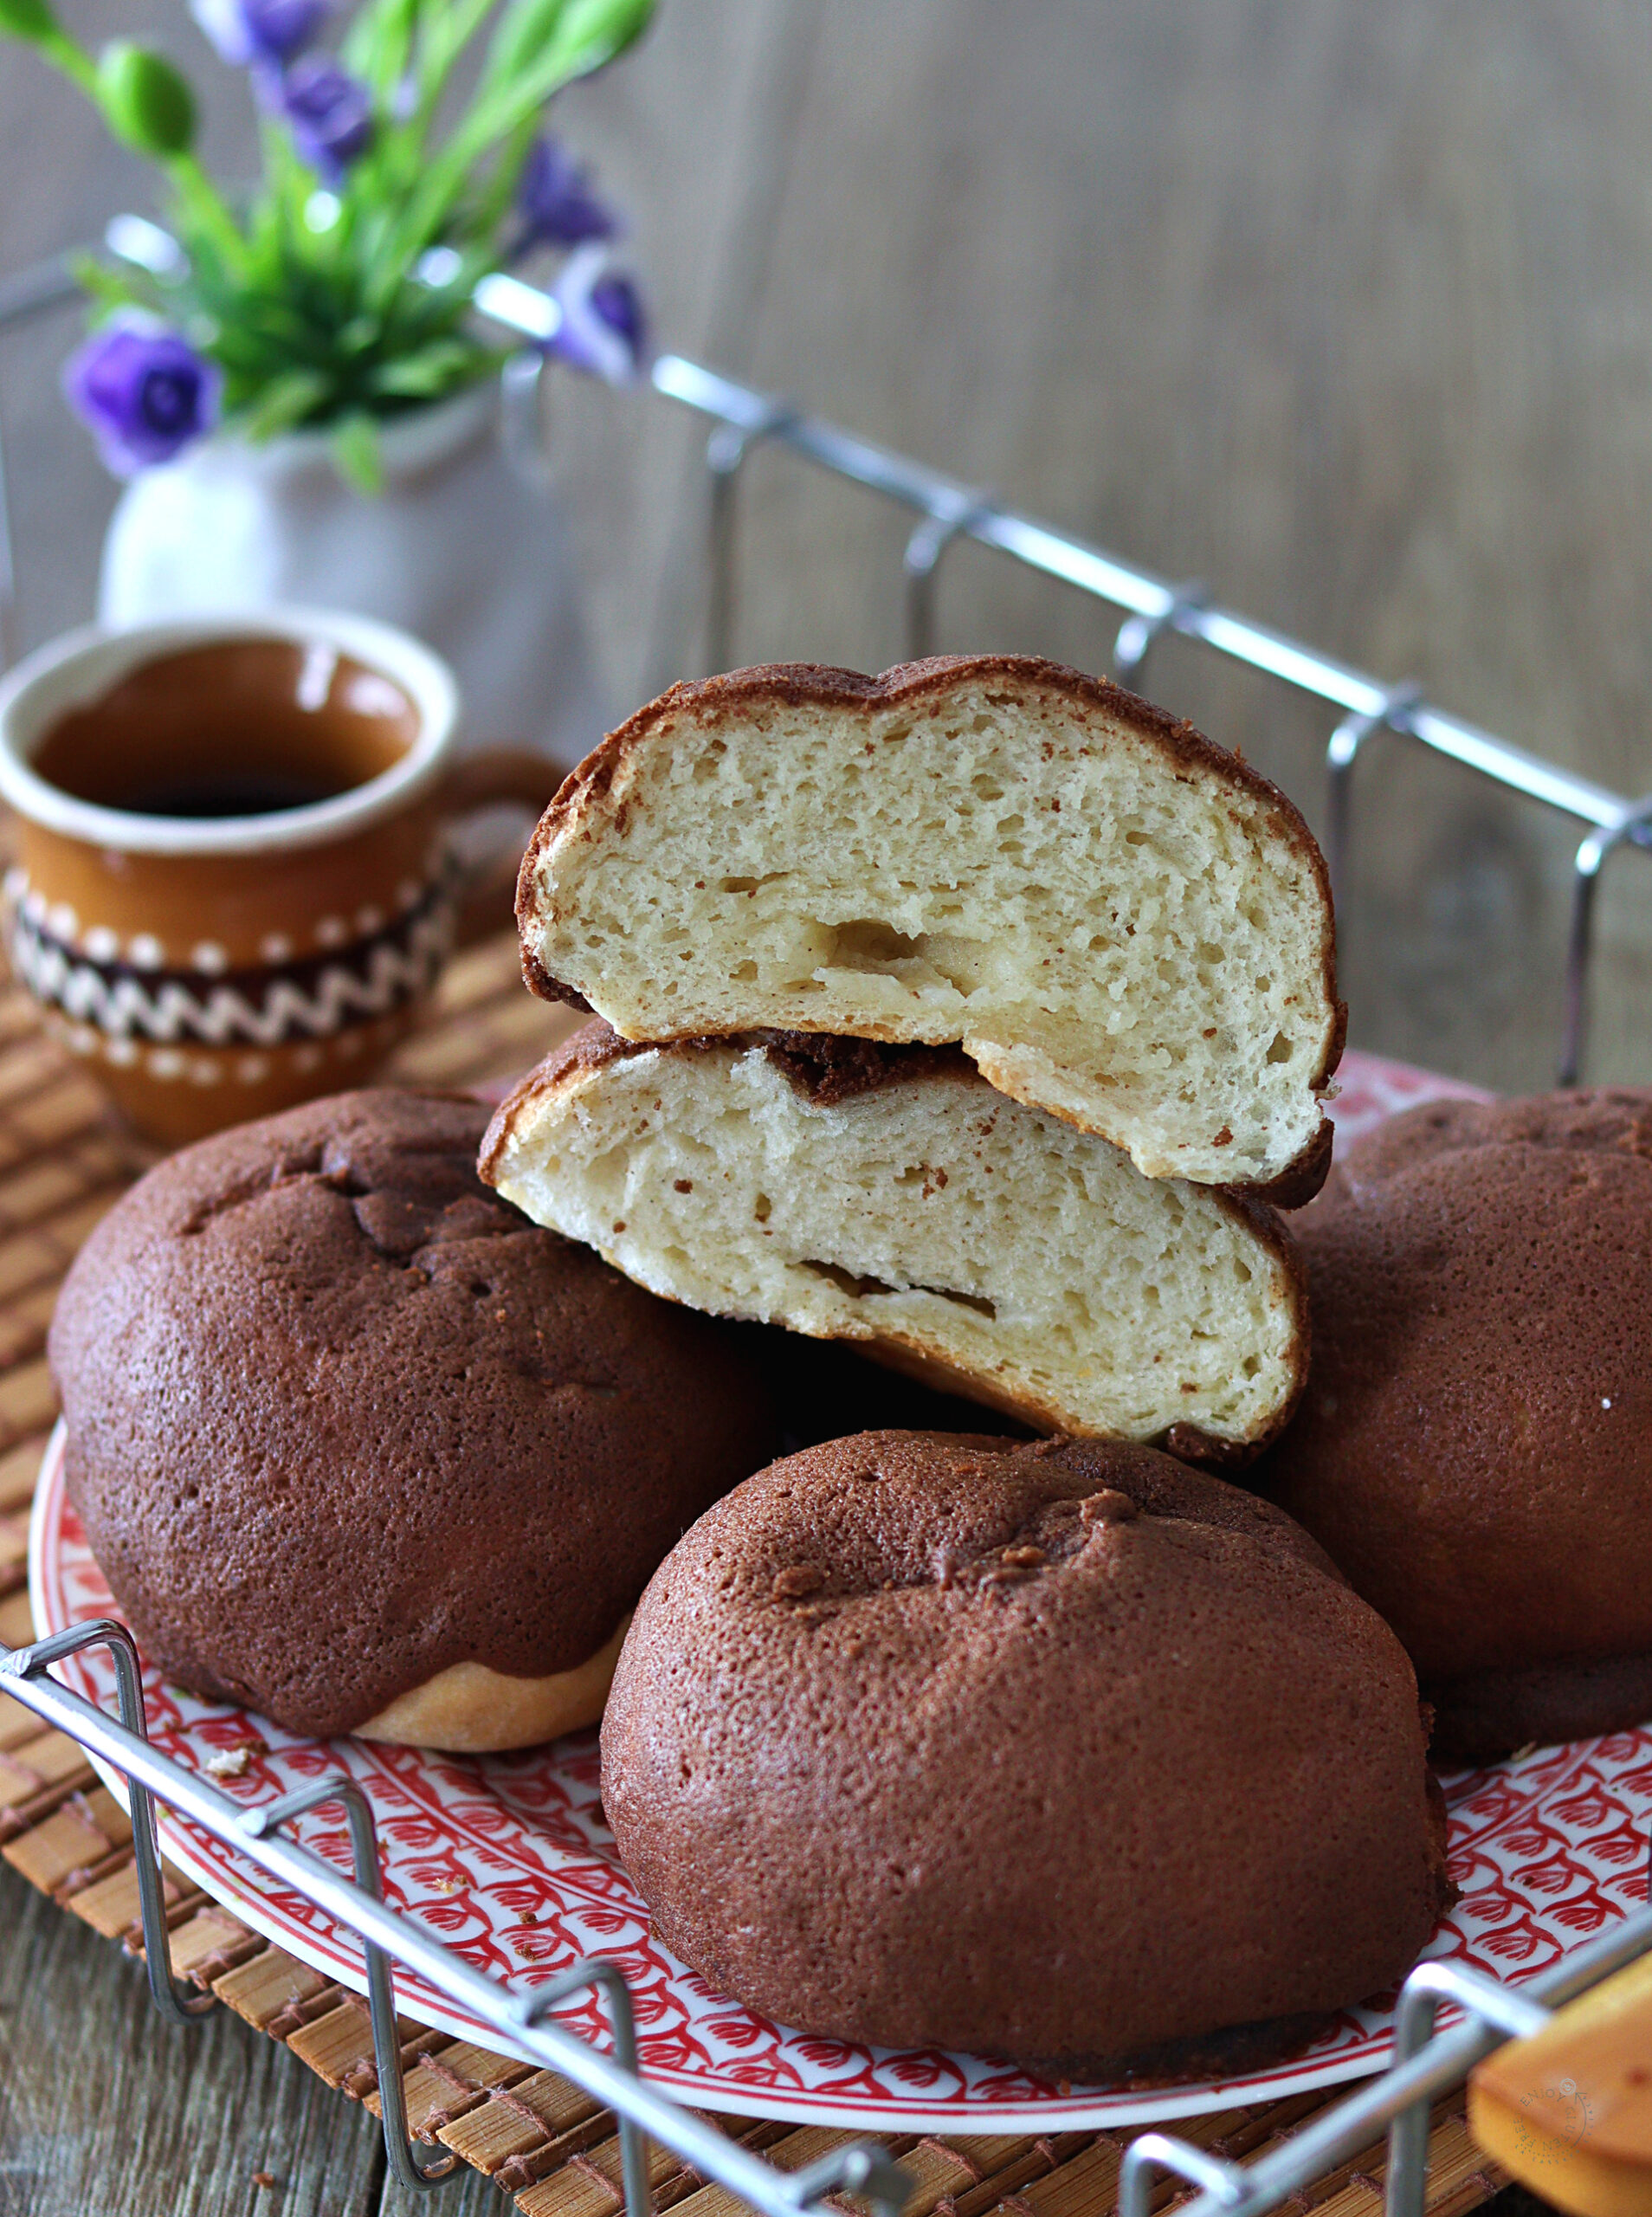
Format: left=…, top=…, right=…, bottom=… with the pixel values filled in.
left=97, top=383, right=606, bottom=766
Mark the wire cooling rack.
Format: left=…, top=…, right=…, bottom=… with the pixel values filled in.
left=3, top=220, right=1652, bottom=2217
left=5, top=1614, right=1652, bottom=2217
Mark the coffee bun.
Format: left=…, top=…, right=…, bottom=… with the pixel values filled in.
left=1263, top=1090, right=1652, bottom=1759
left=602, top=1430, right=1449, bottom=2078
left=50, top=1089, right=777, bottom=1748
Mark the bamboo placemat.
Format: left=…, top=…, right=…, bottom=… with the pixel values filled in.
left=0, top=937, right=1506, bottom=2217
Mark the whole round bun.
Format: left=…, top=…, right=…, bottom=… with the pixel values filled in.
left=601, top=1430, right=1449, bottom=2080
left=50, top=1089, right=778, bottom=1748
left=1263, top=1089, right=1652, bottom=1761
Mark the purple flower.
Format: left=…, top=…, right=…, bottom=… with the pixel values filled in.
left=62, top=321, right=222, bottom=478
left=281, top=55, right=372, bottom=177
left=190, top=0, right=328, bottom=67
left=513, top=138, right=618, bottom=256
left=547, top=245, right=647, bottom=385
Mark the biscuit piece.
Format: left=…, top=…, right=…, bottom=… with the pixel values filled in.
left=601, top=1431, right=1451, bottom=2079
left=49, top=1089, right=778, bottom=1748
left=516, top=656, right=1342, bottom=1202
left=482, top=1023, right=1309, bottom=1463
left=1262, top=1089, right=1652, bottom=1761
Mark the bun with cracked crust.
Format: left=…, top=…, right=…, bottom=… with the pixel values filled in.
left=1262, top=1089, right=1652, bottom=1761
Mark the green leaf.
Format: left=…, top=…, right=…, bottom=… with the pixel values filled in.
left=331, top=411, right=384, bottom=493
left=0, top=0, right=60, bottom=43
left=97, top=41, right=196, bottom=157
left=416, top=0, right=502, bottom=111
left=341, top=0, right=423, bottom=91
left=338, top=313, right=384, bottom=355
left=162, top=158, right=252, bottom=282
left=240, top=365, right=331, bottom=440
left=362, top=0, right=651, bottom=304
left=468, top=109, right=539, bottom=237
left=478, top=0, right=567, bottom=94
left=367, top=336, right=483, bottom=397
left=482, top=0, right=649, bottom=94
left=527, top=0, right=655, bottom=74
left=461, top=0, right=655, bottom=162
left=0, top=3, right=97, bottom=92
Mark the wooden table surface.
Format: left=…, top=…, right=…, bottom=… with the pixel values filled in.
left=2, top=1, right=1644, bottom=2205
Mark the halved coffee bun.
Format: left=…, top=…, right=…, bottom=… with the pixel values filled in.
left=517, top=656, right=1342, bottom=1201
left=481, top=1024, right=1309, bottom=1462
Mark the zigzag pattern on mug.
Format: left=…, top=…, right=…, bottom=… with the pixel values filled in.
left=7, top=900, right=455, bottom=1048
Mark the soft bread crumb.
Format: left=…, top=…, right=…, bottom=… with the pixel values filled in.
left=486, top=1037, right=1306, bottom=1451
left=520, top=658, right=1339, bottom=1192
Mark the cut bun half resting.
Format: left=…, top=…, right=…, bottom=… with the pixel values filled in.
left=481, top=1024, right=1310, bottom=1463
left=517, top=656, right=1343, bottom=1202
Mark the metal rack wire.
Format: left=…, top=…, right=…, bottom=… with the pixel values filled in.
left=5, top=1613, right=1652, bottom=2217
left=3, top=218, right=1652, bottom=2217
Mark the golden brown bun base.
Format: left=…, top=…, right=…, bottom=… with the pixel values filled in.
left=356, top=1615, right=630, bottom=1752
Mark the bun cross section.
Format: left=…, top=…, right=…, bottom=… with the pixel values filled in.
left=482, top=1024, right=1309, bottom=1461
left=516, top=656, right=1343, bottom=1202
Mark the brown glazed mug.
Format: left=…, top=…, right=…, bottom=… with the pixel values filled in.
left=0, top=609, right=556, bottom=1147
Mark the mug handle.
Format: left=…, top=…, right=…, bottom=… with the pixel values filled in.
left=436, top=745, right=565, bottom=949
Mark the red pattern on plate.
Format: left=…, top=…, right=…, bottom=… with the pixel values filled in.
left=36, top=1050, right=1632, bottom=2133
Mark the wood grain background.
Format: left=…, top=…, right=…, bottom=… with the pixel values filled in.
left=2, top=2, right=1649, bottom=2203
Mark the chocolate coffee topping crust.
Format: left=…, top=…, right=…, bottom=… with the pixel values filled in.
left=1262, top=1089, right=1652, bottom=1725
left=50, top=1089, right=778, bottom=1738
left=601, top=1430, right=1449, bottom=2073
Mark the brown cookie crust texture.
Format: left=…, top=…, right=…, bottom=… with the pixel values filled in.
left=1262, top=1090, right=1652, bottom=1759
left=601, top=1431, right=1449, bottom=2078
left=49, top=1089, right=778, bottom=1740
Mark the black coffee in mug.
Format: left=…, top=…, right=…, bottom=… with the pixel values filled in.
left=30, top=639, right=418, bottom=821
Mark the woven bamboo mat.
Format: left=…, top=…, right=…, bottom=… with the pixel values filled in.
left=0, top=938, right=1506, bottom=2217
